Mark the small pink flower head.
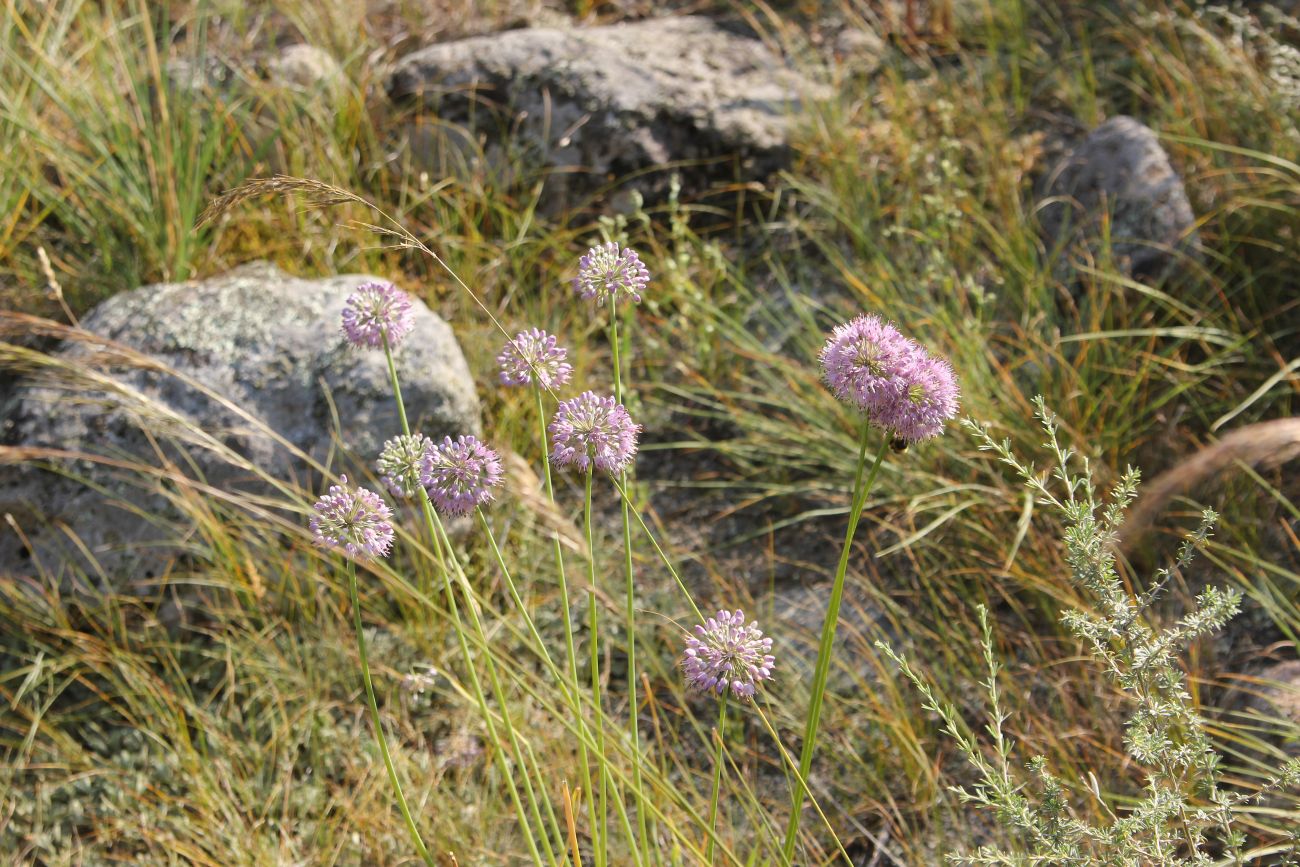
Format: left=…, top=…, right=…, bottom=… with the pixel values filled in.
left=341, top=281, right=415, bottom=349
left=682, top=609, right=775, bottom=701
left=497, top=328, right=574, bottom=389
left=310, top=475, right=394, bottom=560
left=819, top=314, right=913, bottom=417
left=573, top=242, right=649, bottom=305
left=376, top=433, right=431, bottom=498
left=548, top=391, right=640, bottom=474
left=420, top=435, right=504, bottom=516
left=874, top=344, right=960, bottom=444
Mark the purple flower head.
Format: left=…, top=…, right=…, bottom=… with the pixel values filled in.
left=341, top=281, right=415, bottom=349
left=497, top=328, right=574, bottom=390
left=548, top=391, right=640, bottom=474
left=874, top=344, right=961, bottom=444
left=376, top=433, right=432, bottom=498
left=420, top=435, right=504, bottom=516
left=682, top=609, right=775, bottom=701
left=573, top=242, right=649, bottom=305
left=820, top=314, right=960, bottom=442
left=819, top=314, right=913, bottom=417
left=310, top=475, right=394, bottom=560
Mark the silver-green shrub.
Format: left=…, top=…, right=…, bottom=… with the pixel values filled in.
left=881, top=397, right=1300, bottom=865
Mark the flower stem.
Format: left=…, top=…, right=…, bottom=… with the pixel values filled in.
left=383, top=341, right=551, bottom=864
left=585, top=468, right=608, bottom=867
left=610, top=297, right=651, bottom=864
left=535, top=384, right=596, bottom=839
left=780, top=427, right=888, bottom=861
left=705, top=694, right=729, bottom=865
left=346, top=559, right=437, bottom=867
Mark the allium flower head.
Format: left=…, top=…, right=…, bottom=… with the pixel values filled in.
left=819, top=314, right=912, bottom=417
left=376, top=433, right=431, bottom=498
left=573, top=242, right=649, bottom=305
left=310, top=475, right=394, bottom=560
left=873, top=343, right=960, bottom=444
left=682, top=609, right=775, bottom=701
left=497, top=328, right=574, bottom=389
left=341, top=281, right=415, bottom=349
left=420, top=435, right=504, bottom=516
left=820, top=314, right=960, bottom=443
left=548, top=391, right=640, bottom=474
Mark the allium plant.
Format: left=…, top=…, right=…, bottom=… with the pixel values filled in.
left=376, top=433, right=431, bottom=498
left=878, top=398, right=1300, bottom=865
left=420, top=435, right=504, bottom=516
left=683, top=609, right=776, bottom=701
left=548, top=391, right=640, bottom=475
left=309, top=475, right=394, bottom=560
left=784, top=314, right=960, bottom=858
left=341, top=280, right=415, bottom=349
left=497, top=328, right=573, bottom=390
left=573, top=241, right=650, bottom=305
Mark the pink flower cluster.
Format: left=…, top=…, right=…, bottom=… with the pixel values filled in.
left=819, top=314, right=960, bottom=443
left=682, top=609, right=775, bottom=700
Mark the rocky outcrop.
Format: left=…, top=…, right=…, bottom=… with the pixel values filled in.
left=387, top=16, right=828, bottom=202
left=0, top=263, right=480, bottom=587
left=1039, top=116, right=1199, bottom=280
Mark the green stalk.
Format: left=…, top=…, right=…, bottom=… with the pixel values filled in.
left=383, top=339, right=552, bottom=864
left=780, top=427, right=888, bottom=861
left=609, top=296, right=650, bottom=863
left=346, top=559, right=437, bottom=867
left=533, top=383, right=594, bottom=816
left=705, top=695, right=729, bottom=866
left=585, top=468, right=608, bottom=867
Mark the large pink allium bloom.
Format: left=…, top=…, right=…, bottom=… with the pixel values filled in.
left=573, top=242, right=649, bottom=305
left=819, top=314, right=913, bottom=418
left=341, top=281, right=415, bottom=349
left=497, top=328, right=574, bottom=389
left=548, top=391, right=640, bottom=474
left=820, top=314, right=960, bottom=443
left=376, top=433, right=431, bottom=498
left=682, top=609, right=775, bottom=701
left=420, top=435, right=504, bottom=516
left=875, top=344, right=961, bottom=444
left=310, top=475, right=394, bottom=560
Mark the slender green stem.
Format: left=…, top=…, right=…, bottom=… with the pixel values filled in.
left=585, top=468, right=608, bottom=867
left=780, top=427, right=888, bottom=861
left=534, top=383, right=593, bottom=815
left=382, top=333, right=411, bottom=437
left=705, top=695, right=729, bottom=865
left=610, top=297, right=650, bottom=865
left=433, top=512, right=561, bottom=867
left=346, top=560, right=437, bottom=867
left=383, top=341, right=551, bottom=864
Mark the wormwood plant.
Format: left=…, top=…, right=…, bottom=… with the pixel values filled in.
left=882, top=398, right=1300, bottom=866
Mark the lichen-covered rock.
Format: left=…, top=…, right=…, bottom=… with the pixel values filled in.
left=0, top=263, right=480, bottom=587
left=1038, top=116, right=1199, bottom=280
left=266, top=44, right=344, bottom=95
left=387, top=15, right=828, bottom=202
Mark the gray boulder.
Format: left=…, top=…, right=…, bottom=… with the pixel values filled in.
left=387, top=15, right=828, bottom=202
left=1039, top=116, right=1199, bottom=280
left=0, top=263, right=480, bottom=587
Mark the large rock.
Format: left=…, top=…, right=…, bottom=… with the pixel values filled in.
left=0, top=263, right=480, bottom=587
left=387, top=15, right=828, bottom=202
left=1039, top=116, right=1199, bottom=280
